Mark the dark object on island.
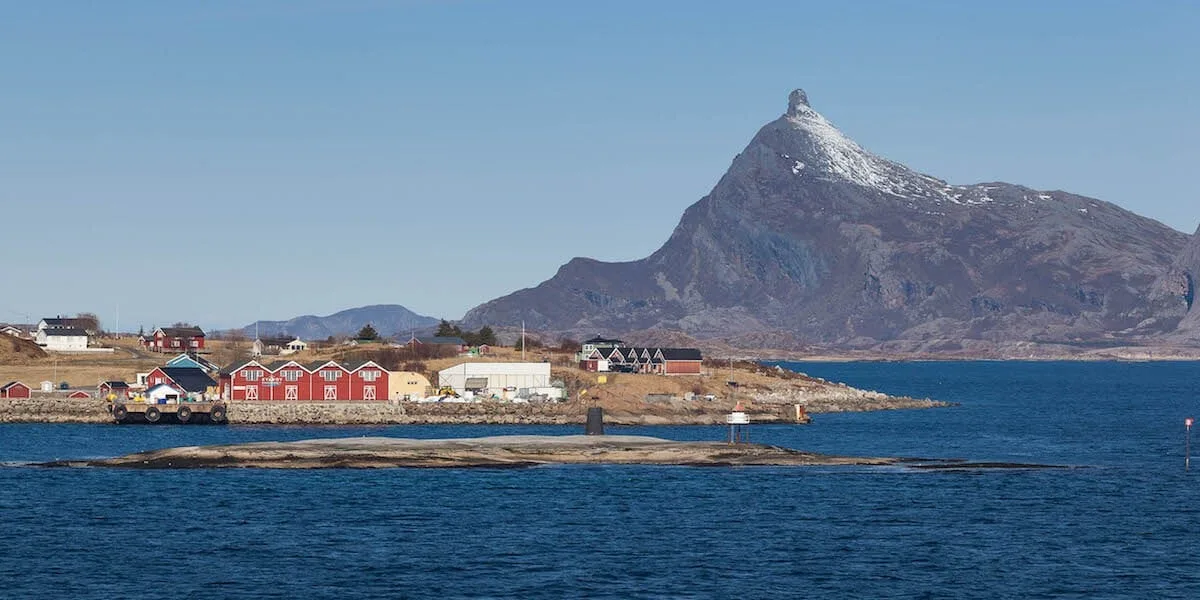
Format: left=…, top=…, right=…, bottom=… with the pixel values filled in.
left=585, top=407, right=604, bottom=435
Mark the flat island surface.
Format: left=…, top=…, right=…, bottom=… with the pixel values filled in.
left=43, top=435, right=904, bottom=469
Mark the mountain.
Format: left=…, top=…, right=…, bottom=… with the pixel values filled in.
left=1159, top=224, right=1200, bottom=338
left=463, top=89, right=1194, bottom=352
left=238, top=305, right=439, bottom=341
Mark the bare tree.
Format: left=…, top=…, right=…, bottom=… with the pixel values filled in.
left=217, top=331, right=251, bottom=366
left=76, top=312, right=102, bottom=334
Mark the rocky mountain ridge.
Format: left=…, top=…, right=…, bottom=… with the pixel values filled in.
left=463, top=89, right=1195, bottom=352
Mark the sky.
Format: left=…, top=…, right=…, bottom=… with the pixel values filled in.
left=2, top=0, right=1198, bottom=332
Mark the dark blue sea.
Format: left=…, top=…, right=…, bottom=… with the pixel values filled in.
left=2, top=361, right=1199, bottom=599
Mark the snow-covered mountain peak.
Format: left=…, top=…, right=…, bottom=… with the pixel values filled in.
left=780, top=91, right=938, bottom=198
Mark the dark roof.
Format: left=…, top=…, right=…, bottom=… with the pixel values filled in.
left=584, top=336, right=625, bottom=345
left=159, top=367, right=216, bottom=393
left=415, top=336, right=466, bottom=346
left=256, top=336, right=294, bottom=347
left=159, top=326, right=205, bottom=337
left=45, top=328, right=88, bottom=336
left=660, top=348, right=703, bottom=361
left=42, top=317, right=92, bottom=329
left=102, top=381, right=130, bottom=389
left=263, top=360, right=297, bottom=371
left=2, top=381, right=28, bottom=390
left=220, top=360, right=259, bottom=376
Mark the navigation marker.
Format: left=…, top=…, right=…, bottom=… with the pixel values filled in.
left=1187, top=418, right=1194, bottom=472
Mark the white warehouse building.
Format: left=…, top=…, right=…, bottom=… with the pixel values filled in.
left=438, top=362, right=559, bottom=400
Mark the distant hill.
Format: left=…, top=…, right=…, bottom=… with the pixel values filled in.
left=236, top=305, right=439, bottom=341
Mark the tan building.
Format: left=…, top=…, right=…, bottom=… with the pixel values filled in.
left=388, top=371, right=432, bottom=401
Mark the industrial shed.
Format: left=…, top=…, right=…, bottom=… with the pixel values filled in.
left=437, top=362, right=557, bottom=399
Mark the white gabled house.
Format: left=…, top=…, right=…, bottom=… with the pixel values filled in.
left=37, top=328, right=89, bottom=351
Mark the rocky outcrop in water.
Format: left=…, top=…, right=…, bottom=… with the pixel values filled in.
left=41, top=435, right=900, bottom=469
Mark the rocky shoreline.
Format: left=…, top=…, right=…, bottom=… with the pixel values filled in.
left=39, top=435, right=903, bottom=469
left=0, top=389, right=948, bottom=426
left=36, top=435, right=1070, bottom=470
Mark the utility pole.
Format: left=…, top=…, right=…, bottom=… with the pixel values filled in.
left=728, top=357, right=735, bottom=406
left=521, top=320, right=526, bottom=362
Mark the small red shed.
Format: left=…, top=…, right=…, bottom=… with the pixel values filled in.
left=1, top=381, right=32, bottom=398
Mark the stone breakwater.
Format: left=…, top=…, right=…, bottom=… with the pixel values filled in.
left=231, top=402, right=811, bottom=426
left=747, top=387, right=949, bottom=413
left=0, top=389, right=948, bottom=425
left=0, top=398, right=111, bottom=424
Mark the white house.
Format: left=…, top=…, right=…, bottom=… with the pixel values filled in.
left=1, top=324, right=25, bottom=338
left=38, top=328, right=89, bottom=351
left=437, top=362, right=558, bottom=400
left=252, top=336, right=307, bottom=357
left=38, top=317, right=98, bottom=336
left=144, top=383, right=186, bottom=404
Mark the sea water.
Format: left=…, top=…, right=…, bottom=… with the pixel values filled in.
left=1, top=361, right=1198, bottom=599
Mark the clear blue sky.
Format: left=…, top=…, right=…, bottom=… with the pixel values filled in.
left=2, top=1, right=1197, bottom=331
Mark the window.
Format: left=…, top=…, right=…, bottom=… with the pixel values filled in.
left=359, top=370, right=379, bottom=382
left=243, top=370, right=261, bottom=382
left=321, top=370, right=342, bottom=382
left=153, top=377, right=163, bottom=385
left=282, top=370, right=302, bottom=382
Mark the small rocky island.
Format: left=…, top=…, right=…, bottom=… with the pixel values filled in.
left=43, top=435, right=903, bottom=469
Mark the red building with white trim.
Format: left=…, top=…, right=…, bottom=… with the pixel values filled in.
left=144, top=326, right=206, bottom=353
left=99, top=381, right=130, bottom=399
left=219, top=360, right=389, bottom=402
left=1, top=381, right=31, bottom=398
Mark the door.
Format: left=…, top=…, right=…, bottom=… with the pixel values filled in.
left=285, top=385, right=297, bottom=401
left=363, top=385, right=376, bottom=401
left=245, top=385, right=258, bottom=401
left=324, top=385, right=337, bottom=401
